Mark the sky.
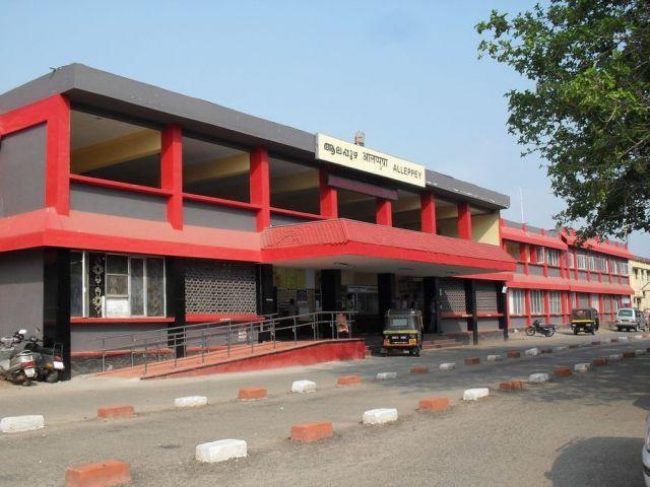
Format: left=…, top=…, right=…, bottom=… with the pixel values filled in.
left=1, top=0, right=648, bottom=255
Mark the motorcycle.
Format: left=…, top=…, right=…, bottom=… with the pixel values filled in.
left=525, top=319, right=556, bottom=337
left=0, top=330, right=37, bottom=385
left=23, top=336, right=65, bottom=383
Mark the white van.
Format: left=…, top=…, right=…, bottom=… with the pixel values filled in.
left=615, top=308, right=647, bottom=332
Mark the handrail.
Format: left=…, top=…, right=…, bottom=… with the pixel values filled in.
left=97, top=311, right=356, bottom=373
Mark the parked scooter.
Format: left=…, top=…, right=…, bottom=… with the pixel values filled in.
left=23, top=336, right=65, bottom=383
left=525, top=319, right=556, bottom=337
left=0, top=330, right=37, bottom=385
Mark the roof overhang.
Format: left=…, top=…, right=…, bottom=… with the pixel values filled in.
left=262, top=219, right=516, bottom=277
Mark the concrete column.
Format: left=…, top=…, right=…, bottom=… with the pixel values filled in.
left=457, top=202, right=472, bottom=240
left=420, top=192, right=437, bottom=234
left=256, top=264, right=275, bottom=316
left=496, top=281, right=508, bottom=340
left=161, top=125, right=183, bottom=229
left=423, top=277, right=441, bottom=334
left=377, top=273, right=396, bottom=331
left=319, top=169, right=338, bottom=218
left=43, top=248, right=71, bottom=380
left=376, top=199, right=392, bottom=226
left=464, top=279, right=478, bottom=345
left=166, top=257, right=186, bottom=359
left=250, top=147, right=271, bottom=231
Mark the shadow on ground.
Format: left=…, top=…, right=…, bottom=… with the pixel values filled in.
left=545, top=436, right=644, bottom=487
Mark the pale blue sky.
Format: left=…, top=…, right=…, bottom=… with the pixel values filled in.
left=1, top=0, right=648, bottom=255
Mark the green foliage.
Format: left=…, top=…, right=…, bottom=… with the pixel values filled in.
left=477, top=0, right=649, bottom=241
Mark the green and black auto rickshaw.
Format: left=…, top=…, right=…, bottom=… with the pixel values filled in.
left=381, top=309, right=423, bottom=357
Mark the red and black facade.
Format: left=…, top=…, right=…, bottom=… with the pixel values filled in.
left=0, top=64, right=526, bottom=372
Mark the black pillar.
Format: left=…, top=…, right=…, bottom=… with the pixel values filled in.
left=256, top=264, right=275, bottom=316
left=378, top=273, right=396, bottom=331
left=166, top=257, right=186, bottom=359
left=43, top=248, right=71, bottom=380
left=464, top=279, right=478, bottom=345
left=497, top=281, right=509, bottom=340
left=321, top=270, right=341, bottom=312
left=423, top=277, right=441, bottom=334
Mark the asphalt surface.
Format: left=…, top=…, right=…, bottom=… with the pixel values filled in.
left=1, top=329, right=649, bottom=486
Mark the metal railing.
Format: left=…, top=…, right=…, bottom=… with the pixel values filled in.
left=96, top=311, right=356, bottom=374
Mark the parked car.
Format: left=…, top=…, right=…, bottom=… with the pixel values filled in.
left=615, top=308, right=647, bottom=332
left=641, top=414, right=650, bottom=487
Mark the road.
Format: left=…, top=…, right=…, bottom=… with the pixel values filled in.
left=0, top=329, right=648, bottom=486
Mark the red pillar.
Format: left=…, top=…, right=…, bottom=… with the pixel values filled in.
left=250, top=147, right=271, bottom=231
left=46, top=95, right=71, bottom=216
left=524, top=289, right=532, bottom=326
left=319, top=168, right=338, bottom=218
left=520, top=244, right=529, bottom=275
left=420, top=192, right=436, bottom=234
left=376, top=199, right=392, bottom=226
left=161, top=125, right=183, bottom=230
left=457, top=202, right=472, bottom=240
left=543, top=291, right=551, bottom=323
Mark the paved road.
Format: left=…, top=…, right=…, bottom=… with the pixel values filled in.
left=1, top=329, right=649, bottom=486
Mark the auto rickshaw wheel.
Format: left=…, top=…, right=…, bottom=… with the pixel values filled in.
left=589, top=326, right=595, bottom=335
left=573, top=328, right=578, bottom=335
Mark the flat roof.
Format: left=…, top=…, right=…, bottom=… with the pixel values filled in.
left=0, top=63, right=510, bottom=210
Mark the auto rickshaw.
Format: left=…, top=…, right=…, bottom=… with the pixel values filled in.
left=570, top=308, right=600, bottom=335
left=381, top=309, right=423, bottom=357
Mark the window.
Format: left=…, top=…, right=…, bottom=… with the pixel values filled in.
left=568, top=252, right=575, bottom=269
left=576, top=252, right=588, bottom=270
left=610, top=259, right=618, bottom=275
left=70, top=251, right=166, bottom=318
left=532, top=246, right=545, bottom=264
left=590, top=294, right=600, bottom=311
left=619, top=261, right=628, bottom=275
left=530, top=290, right=544, bottom=315
left=508, top=289, right=525, bottom=315
left=505, top=241, right=520, bottom=261
left=547, top=249, right=560, bottom=266
left=549, top=291, right=561, bottom=314
left=587, top=254, right=595, bottom=271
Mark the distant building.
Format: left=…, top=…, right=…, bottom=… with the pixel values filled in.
left=501, top=220, right=633, bottom=326
left=630, top=257, right=650, bottom=311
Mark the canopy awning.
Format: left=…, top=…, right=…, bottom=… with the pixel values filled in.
left=262, top=219, right=516, bottom=277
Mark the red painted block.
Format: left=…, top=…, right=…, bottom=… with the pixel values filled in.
left=65, top=460, right=131, bottom=487
left=464, top=357, right=480, bottom=365
left=499, top=380, right=524, bottom=392
left=97, top=406, right=134, bottom=420
left=418, top=397, right=450, bottom=411
left=507, top=351, right=521, bottom=359
left=238, top=387, right=267, bottom=401
left=623, top=351, right=636, bottom=359
left=410, top=366, right=429, bottom=375
left=291, top=422, right=333, bottom=443
left=541, top=348, right=553, bottom=354
left=337, top=374, right=361, bottom=386
left=592, top=357, right=608, bottom=367
left=554, top=367, right=572, bottom=377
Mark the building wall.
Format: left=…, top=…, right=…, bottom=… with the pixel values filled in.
left=473, top=212, right=500, bottom=246
left=0, top=125, right=46, bottom=217
left=630, top=259, right=650, bottom=311
left=0, top=249, right=44, bottom=339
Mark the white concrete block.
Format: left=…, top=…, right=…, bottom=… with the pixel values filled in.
left=528, top=373, right=550, bottom=384
left=463, top=388, right=490, bottom=401
left=439, top=362, right=456, bottom=370
left=291, top=380, right=317, bottom=393
left=574, top=363, right=590, bottom=373
left=1, top=415, right=44, bottom=434
left=554, top=346, right=567, bottom=352
left=600, top=339, right=610, bottom=344
left=175, top=396, right=208, bottom=408
left=376, top=372, right=397, bottom=381
left=618, top=336, right=629, bottom=342
left=635, top=349, right=646, bottom=356
left=486, top=354, right=503, bottom=362
left=608, top=353, right=623, bottom=362
left=634, top=335, right=644, bottom=340
left=362, top=408, right=398, bottom=425
left=196, top=439, right=247, bottom=463
left=524, top=348, right=539, bottom=357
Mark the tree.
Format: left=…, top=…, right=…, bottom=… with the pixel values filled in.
left=476, top=1, right=649, bottom=241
